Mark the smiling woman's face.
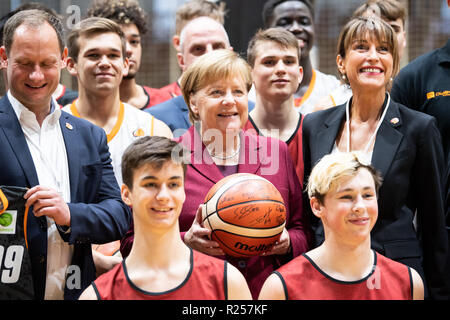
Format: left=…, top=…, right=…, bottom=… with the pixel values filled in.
left=337, top=33, right=394, bottom=93
left=190, top=76, right=248, bottom=137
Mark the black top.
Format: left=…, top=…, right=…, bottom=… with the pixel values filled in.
left=0, top=186, right=35, bottom=300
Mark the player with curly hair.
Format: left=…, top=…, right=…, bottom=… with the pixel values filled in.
left=86, top=0, right=167, bottom=109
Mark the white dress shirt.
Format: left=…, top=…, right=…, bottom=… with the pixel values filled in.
left=8, top=91, right=74, bottom=300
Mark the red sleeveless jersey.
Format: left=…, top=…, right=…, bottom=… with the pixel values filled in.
left=92, top=249, right=227, bottom=300
left=275, top=252, right=413, bottom=300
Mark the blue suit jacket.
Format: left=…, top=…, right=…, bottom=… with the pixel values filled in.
left=147, top=95, right=255, bottom=138
left=0, top=95, right=131, bottom=300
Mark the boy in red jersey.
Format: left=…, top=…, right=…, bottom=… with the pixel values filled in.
left=259, top=152, right=424, bottom=300
left=244, top=28, right=304, bottom=186
left=79, top=136, right=251, bottom=300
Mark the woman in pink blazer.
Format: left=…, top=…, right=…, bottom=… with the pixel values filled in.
left=120, top=49, right=311, bottom=299
left=176, top=49, right=311, bottom=299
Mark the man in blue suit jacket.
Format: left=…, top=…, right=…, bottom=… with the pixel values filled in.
left=0, top=10, right=131, bottom=300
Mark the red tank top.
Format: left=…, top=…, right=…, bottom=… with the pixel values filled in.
left=93, top=249, right=227, bottom=300
left=275, top=252, right=413, bottom=300
left=243, top=116, right=304, bottom=187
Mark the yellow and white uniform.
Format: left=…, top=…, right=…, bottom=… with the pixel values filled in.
left=322, top=84, right=353, bottom=108
left=63, top=101, right=155, bottom=186
left=293, top=69, right=341, bottom=115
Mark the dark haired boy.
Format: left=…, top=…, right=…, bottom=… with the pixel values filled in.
left=79, top=136, right=251, bottom=300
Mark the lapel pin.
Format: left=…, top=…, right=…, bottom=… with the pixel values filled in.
left=65, top=122, right=73, bottom=130
left=390, top=117, right=399, bottom=125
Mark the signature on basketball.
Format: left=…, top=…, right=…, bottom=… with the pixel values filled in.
left=232, top=205, right=284, bottom=227
left=233, top=204, right=285, bottom=227
left=220, top=188, right=269, bottom=204
left=250, top=209, right=273, bottom=226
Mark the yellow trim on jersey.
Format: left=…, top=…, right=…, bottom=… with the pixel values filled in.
left=151, top=115, right=154, bottom=136
left=69, top=100, right=125, bottom=143
left=0, top=189, right=9, bottom=215
left=302, top=69, right=316, bottom=105
left=24, top=206, right=29, bottom=250
left=69, top=100, right=81, bottom=118
left=106, top=102, right=125, bottom=143
left=295, top=69, right=316, bottom=108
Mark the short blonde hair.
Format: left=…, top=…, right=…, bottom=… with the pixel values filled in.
left=307, top=152, right=382, bottom=204
left=337, top=16, right=399, bottom=86
left=180, top=49, right=252, bottom=124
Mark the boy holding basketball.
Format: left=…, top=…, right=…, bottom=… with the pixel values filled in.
left=258, top=152, right=424, bottom=300
left=79, top=136, right=252, bottom=300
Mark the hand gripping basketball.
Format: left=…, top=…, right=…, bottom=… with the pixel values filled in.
left=184, top=205, right=225, bottom=256
left=202, top=173, right=286, bottom=257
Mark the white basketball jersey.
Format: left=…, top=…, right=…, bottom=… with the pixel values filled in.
left=294, top=69, right=341, bottom=115
left=327, top=84, right=353, bottom=108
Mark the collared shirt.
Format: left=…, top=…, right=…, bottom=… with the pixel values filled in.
left=8, top=91, right=73, bottom=300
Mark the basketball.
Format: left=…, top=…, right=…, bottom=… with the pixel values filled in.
left=202, top=173, right=286, bottom=257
